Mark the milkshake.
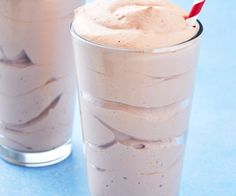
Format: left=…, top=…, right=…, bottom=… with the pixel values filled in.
left=71, top=0, right=203, bottom=195
left=0, top=0, right=84, bottom=166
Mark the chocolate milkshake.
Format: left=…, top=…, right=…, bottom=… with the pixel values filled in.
left=71, top=0, right=203, bottom=195
left=0, top=0, right=84, bottom=166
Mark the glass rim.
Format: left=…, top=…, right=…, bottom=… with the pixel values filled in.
left=70, top=20, right=203, bottom=54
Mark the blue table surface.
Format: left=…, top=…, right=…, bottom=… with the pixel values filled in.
left=1, top=1, right=236, bottom=196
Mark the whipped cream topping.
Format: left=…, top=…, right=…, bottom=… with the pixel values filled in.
left=73, top=0, right=198, bottom=49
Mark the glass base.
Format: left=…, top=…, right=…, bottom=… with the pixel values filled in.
left=0, top=140, right=72, bottom=167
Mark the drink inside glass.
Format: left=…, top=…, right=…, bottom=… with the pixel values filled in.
left=0, top=0, right=84, bottom=167
left=71, top=0, right=203, bottom=195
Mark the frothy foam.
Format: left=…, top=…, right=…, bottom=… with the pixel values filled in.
left=73, top=0, right=198, bottom=49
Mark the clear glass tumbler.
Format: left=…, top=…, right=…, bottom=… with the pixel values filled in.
left=0, top=0, right=84, bottom=167
left=71, top=21, right=203, bottom=195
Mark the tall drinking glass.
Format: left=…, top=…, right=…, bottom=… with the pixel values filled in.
left=71, top=20, right=203, bottom=195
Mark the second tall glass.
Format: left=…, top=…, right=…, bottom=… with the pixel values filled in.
left=0, top=0, right=84, bottom=167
